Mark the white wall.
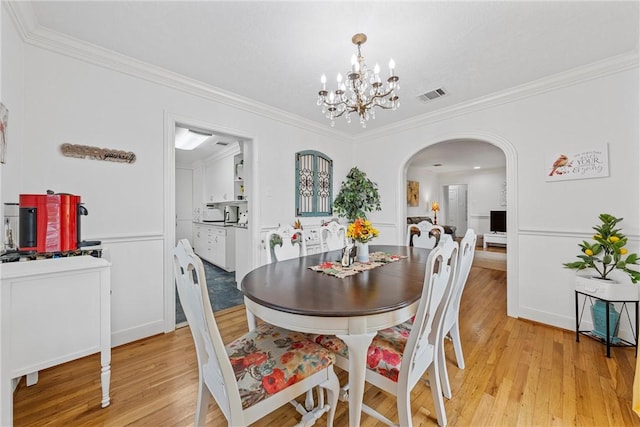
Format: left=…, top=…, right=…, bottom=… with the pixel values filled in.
left=356, top=64, right=639, bottom=332
left=3, top=7, right=638, bottom=345
left=8, top=34, right=350, bottom=346
left=406, top=167, right=438, bottom=218
left=175, top=167, right=192, bottom=244
left=438, top=167, right=506, bottom=235
left=1, top=8, right=23, bottom=204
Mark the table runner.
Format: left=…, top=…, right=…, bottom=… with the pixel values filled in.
left=309, top=251, right=407, bottom=279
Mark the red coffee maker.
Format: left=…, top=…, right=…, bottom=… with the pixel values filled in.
left=18, top=192, right=87, bottom=253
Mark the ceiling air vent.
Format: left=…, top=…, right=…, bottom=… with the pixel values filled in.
left=418, top=87, right=447, bottom=102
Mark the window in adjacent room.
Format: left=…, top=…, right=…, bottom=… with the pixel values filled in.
left=295, top=150, right=333, bottom=217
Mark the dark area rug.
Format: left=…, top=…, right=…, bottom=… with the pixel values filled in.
left=176, top=259, right=245, bottom=325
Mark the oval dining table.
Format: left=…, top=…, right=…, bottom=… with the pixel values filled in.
left=241, top=244, right=431, bottom=427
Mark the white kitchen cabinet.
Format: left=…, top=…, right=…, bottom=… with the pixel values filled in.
left=1, top=256, right=112, bottom=426
left=192, top=223, right=235, bottom=272
left=204, top=148, right=238, bottom=203
left=193, top=224, right=206, bottom=256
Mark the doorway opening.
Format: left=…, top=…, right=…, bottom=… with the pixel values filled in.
left=164, top=113, right=255, bottom=331
left=401, top=136, right=516, bottom=317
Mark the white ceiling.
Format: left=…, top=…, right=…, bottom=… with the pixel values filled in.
left=19, top=1, right=640, bottom=169
left=174, top=126, right=244, bottom=168
left=409, top=139, right=505, bottom=173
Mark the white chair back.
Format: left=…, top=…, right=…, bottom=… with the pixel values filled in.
left=174, top=239, right=340, bottom=426
left=445, top=229, right=477, bottom=333
left=265, top=225, right=306, bottom=263
left=401, top=237, right=458, bottom=426
left=438, top=228, right=477, bottom=399
left=411, top=236, right=459, bottom=373
left=406, top=221, right=445, bottom=249
left=309, top=238, right=459, bottom=426
left=319, top=221, right=347, bottom=252
left=173, top=239, right=243, bottom=423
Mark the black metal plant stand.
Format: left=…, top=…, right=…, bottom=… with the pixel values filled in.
left=575, top=290, right=638, bottom=358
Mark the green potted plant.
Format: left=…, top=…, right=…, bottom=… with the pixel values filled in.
left=564, top=213, right=640, bottom=343
left=564, top=213, right=640, bottom=286
left=333, top=167, right=382, bottom=223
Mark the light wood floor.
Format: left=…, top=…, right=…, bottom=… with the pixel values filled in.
left=13, top=263, right=639, bottom=426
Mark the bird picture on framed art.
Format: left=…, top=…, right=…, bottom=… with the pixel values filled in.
left=546, top=146, right=609, bottom=182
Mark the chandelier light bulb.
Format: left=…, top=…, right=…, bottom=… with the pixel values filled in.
left=321, top=74, right=326, bottom=90
left=389, top=59, right=395, bottom=76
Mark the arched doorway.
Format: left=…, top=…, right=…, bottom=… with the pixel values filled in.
left=397, top=132, right=519, bottom=318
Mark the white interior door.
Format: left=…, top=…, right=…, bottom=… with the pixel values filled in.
left=446, top=185, right=468, bottom=234
left=175, top=167, right=193, bottom=244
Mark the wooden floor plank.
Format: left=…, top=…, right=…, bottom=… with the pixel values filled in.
left=12, top=259, right=640, bottom=426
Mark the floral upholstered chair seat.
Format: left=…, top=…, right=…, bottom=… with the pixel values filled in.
left=309, top=317, right=417, bottom=383
left=228, top=323, right=336, bottom=409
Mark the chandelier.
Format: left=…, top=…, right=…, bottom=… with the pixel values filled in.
left=317, top=33, right=400, bottom=128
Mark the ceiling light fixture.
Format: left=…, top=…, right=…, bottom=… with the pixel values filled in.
left=317, top=33, right=399, bottom=128
left=175, top=127, right=212, bottom=150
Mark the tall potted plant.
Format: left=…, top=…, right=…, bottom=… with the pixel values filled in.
left=333, top=167, right=382, bottom=222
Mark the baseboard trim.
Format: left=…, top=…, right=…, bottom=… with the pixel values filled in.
left=111, top=320, right=165, bottom=348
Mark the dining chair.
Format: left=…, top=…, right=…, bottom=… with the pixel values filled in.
left=265, top=225, right=307, bottom=263
left=173, top=239, right=340, bottom=427
left=438, top=228, right=477, bottom=399
left=260, top=225, right=314, bottom=411
left=311, top=237, right=459, bottom=426
left=406, top=221, right=445, bottom=249
left=319, top=221, right=347, bottom=252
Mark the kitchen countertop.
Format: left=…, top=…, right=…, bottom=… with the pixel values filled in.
left=193, top=221, right=236, bottom=227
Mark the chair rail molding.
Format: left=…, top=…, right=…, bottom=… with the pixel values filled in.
left=519, top=228, right=640, bottom=241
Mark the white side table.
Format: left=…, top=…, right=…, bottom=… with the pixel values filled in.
left=1, top=256, right=111, bottom=426
left=483, top=233, right=507, bottom=249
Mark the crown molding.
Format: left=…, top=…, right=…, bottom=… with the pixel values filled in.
left=6, top=2, right=638, bottom=145
left=355, top=51, right=639, bottom=142
left=4, top=1, right=350, bottom=142
left=3, top=1, right=37, bottom=39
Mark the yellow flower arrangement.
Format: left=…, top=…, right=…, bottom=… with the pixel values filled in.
left=347, top=218, right=379, bottom=243
left=564, top=213, right=640, bottom=283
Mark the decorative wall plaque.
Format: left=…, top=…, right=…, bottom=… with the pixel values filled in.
left=546, top=145, right=609, bottom=182
left=60, top=143, right=136, bottom=164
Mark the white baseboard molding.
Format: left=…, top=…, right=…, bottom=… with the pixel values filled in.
left=518, top=305, right=637, bottom=343
left=111, top=320, right=165, bottom=348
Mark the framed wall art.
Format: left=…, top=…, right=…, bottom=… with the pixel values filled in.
left=546, top=145, right=609, bottom=182
left=407, top=180, right=419, bottom=207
